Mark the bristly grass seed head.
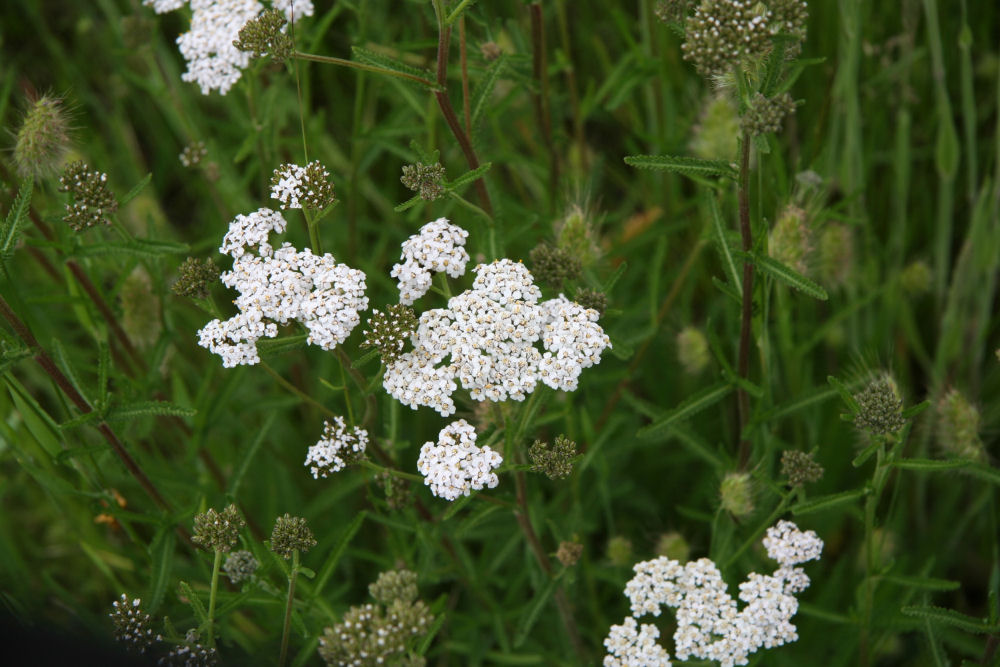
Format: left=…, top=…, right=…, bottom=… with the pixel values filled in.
left=936, top=388, right=986, bottom=461
left=13, top=93, right=72, bottom=178
left=720, top=471, right=755, bottom=517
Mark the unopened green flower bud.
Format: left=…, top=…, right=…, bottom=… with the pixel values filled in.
left=769, top=205, right=811, bottom=276
left=223, top=550, right=258, bottom=584
left=361, top=304, right=418, bottom=365
left=556, top=540, right=584, bottom=567
left=192, top=504, right=244, bottom=552
left=233, top=8, right=292, bottom=60
left=937, top=389, right=986, bottom=461
left=720, top=472, right=754, bottom=517
left=369, top=569, right=419, bottom=605
left=573, top=288, right=608, bottom=316
left=270, top=513, right=316, bottom=558
left=655, top=531, right=690, bottom=562
left=529, top=243, right=582, bottom=290
left=853, top=378, right=905, bottom=436
left=900, top=260, right=931, bottom=295
left=529, top=435, right=577, bottom=480
left=172, top=257, right=220, bottom=300
left=676, top=326, right=710, bottom=375
left=817, top=223, right=853, bottom=288
left=59, top=161, right=118, bottom=231
left=14, top=94, right=71, bottom=178
left=607, top=536, right=633, bottom=566
left=401, top=162, right=446, bottom=201
left=742, top=92, right=797, bottom=136
left=120, top=266, right=161, bottom=349
left=780, top=450, right=824, bottom=486
left=690, top=93, right=740, bottom=161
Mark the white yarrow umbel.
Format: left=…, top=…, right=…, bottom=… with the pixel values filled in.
left=416, top=419, right=502, bottom=501
left=384, top=251, right=611, bottom=416
left=604, top=520, right=823, bottom=667
left=305, top=417, right=368, bottom=478
left=197, top=207, right=368, bottom=367
left=390, top=218, right=471, bottom=305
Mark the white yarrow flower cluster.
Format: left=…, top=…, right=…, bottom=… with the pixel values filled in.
left=144, top=0, right=314, bottom=94
left=384, top=258, right=610, bottom=416
left=416, top=419, right=502, bottom=501
left=604, top=617, right=672, bottom=667
left=305, top=417, right=369, bottom=478
left=390, top=218, right=470, bottom=305
left=197, top=207, right=368, bottom=367
left=605, top=520, right=823, bottom=667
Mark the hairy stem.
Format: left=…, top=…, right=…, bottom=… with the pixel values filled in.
left=206, top=548, right=223, bottom=648
left=278, top=549, right=300, bottom=667
left=459, top=16, right=472, bottom=136
left=737, top=133, right=753, bottom=469
left=293, top=51, right=436, bottom=87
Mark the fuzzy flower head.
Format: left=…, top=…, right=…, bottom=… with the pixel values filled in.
left=304, top=417, right=369, bottom=478
left=110, top=594, right=155, bottom=654
left=270, top=161, right=336, bottom=210
left=191, top=504, right=244, bottom=552
left=606, top=520, right=824, bottom=666
left=391, top=218, right=471, bottom=305
left=936, top=388, right=986, bottom=462
left=198, top=208, right=368, bottom=367
left=59, top=161, right=118, bottom=231
left=14, top=94, right=71, bottom=178
left=223, top=550, right=259, bottom=584
left=270, top=513, right=316, bottom=558
left=384, top=259, right=611, bottom=416
left=416, top=419, right=502, bottom=501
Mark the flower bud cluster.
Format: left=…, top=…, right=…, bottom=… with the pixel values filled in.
left=270, top=160, right=336, bottom=210
left=742, top=92, right=797, bottom=136
left=173, top=257, right=220, bottom=299
left=110, top=594, right=156, bottom=654
left=682, top=0, right=772, bottom=78
left=233, top=7, right=292, bottom=60
left=853, top=378, right=905, bottom=436
left=192, top=504, right=244, bottom=552
left=529, top=243, right=582, bottom=289
left=390, top=218, right=471, bottom=305
left=416, top=419, right=502, bottom=501
left=223, top=549, right=259, bottom=584
left=529, top=434, right=577, bottom=480
left=362, top=303, right=418, bottom=364
left=180, top=141, right=207, bottom=167
left=270, top=513, right=317, bottom=558
left=401, top=162, right=447, bottom=201
left=369, top=569, right=419, bottom=605
left=780, top=450, right=823, bottom=486
left=159, top=629, right=218, bottom=666
left=197, top=207, right=367, bottom=367
left=59, top=161, right=118, bottom=231
left=604, top=520, right=823, bottom=666
left=304, top=416, right=369, bottom=478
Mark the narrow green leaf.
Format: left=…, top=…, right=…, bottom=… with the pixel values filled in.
left=119, top=173, right=152, bottom=207
left=471, top=55, right=506, bottom=131
left=881, top=574, right=959, bottom=591
left=71, top=238, right=190, bottom=259
left=892, top=458, right=971, bottom=471
left=852, top=441, right=881, bottom=468
left=828, top=375, right=859, bottom=413
left=637, top=383, right=732, bottom=439
left=445, top=162, right=492, bottom=190
left=761, top=37, right=788, bottom=97
left=311, top=511, right=366, bottom=598
left=178, top=581, right=208, bottom=624
left=901, top=400, right=931, bottom=419
left=602, top=262, right=627, bottom=293
left=708, top=194, right=741, bottom=292
left=104, top=400, right=196, bottom=422
left=393, top=194, right=422, bottom=213
left=442, top=493, right=475, bottom=520
left=351, top=46, right=434, bottom=86
left=55, top=444, right=110, bottom=465
left=350, top=348, right=381, bottom=369
left=0, top=177, right=33, bottom=262
left=746, top=252, right=828, bottom=300
left=229, top=412, right=275, bottom=496
left=935, top=117, right=959, bottom=179
left=624, top=154, right=737, bottom=180
left=901, top=605, right=999, bottom=634
left=791, top=488, right=867, bottom=515
left=514, top=575, right=559, bottom=648
left=257, top=334, right=309, bottom=358
left=147, top=527, right=176, bottom=614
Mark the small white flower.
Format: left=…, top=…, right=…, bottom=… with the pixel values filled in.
left=416, top=419, right=502, bottom=500
left=603, top=617, right=672, bottom=667
left=305, top=417, right=368, bottom=478
left=391, top=218, right=471, bottom=305
left=763, top=520, right=824, bottom=566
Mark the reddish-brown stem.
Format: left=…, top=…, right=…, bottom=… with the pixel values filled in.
left=434, top=23, right=493, bottom=217
left=736, top=134, right=753, bottom=470
left=0, top=294, right=190, bottom=545
left=459, top=17, right=473, bottom=137
left=514, top=470, right=584, bottom=659
left=530, top=3, right=559, bottom=201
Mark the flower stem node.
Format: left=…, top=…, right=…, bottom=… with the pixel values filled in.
left=191, top=504, right=245, bottom=552
left=270, top=513, right=317, bottom=559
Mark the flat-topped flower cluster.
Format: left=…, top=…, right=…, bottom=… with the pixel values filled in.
left=384, top=222, right=611, bottom=416
left=390, top=217, right=470, bottom=305
left=416, top=419, right=502, bottom=501
left=305, top=417, right=369, bottom=479
left=143, top=0, right=315, bottom=94
left=604, top=520, right=823, bottom=666
left=198, top=207, right=367, bottom=367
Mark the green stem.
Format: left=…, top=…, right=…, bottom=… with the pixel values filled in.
left=259, top=361, right=337, bottom=419
left=292, top=51, right=436, bottom=88
left=736, top=132, right=754, bottom=470
left=278, top=550, right=300, bottom=667
left=206, top=548, right=223, bottom=648
left=360, top=459, right=423, bottom=482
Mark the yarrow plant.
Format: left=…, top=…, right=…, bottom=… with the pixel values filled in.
left=390, top=217, right=470, bottom=305
left=304, top=416, right=369, bottom=478
left=604, top=520, right=823, bottom=666
left=197, top=207, right=367, bottom=367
